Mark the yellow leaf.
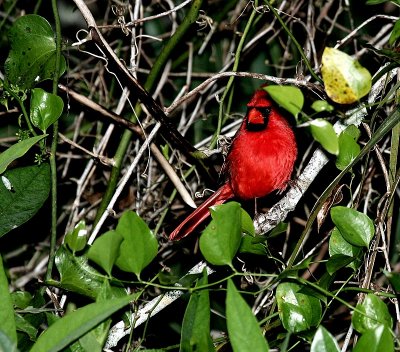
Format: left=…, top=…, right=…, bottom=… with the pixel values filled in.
left=321, top=47, right=371, bottom=104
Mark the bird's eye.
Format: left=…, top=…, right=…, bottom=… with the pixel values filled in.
left=258, top=107, right=272, bottom=118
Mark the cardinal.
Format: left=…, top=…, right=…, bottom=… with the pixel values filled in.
left=169, top=88, right=297, bottom=241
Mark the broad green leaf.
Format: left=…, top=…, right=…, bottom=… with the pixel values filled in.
left=30, top=88, right=64, bottom=132
left=384, top=270, right=400, bottom=293
left=0, top=255, right=17, bottom=344
left=310, top=326, right=340, bottom=352
left=311, top=100, right=334, bottom=113
left=352, top=294, right=393, bottom=334
left=199, top=202, right=242, bottom=267
left=0, top=164, right=50, bottom=238
left=330, top=206, right=375, bottom=247
left=114, top=211, right=158, bottom=278
left=54, top=245, right=126, bottom=300
left=30, top=293, right=133, bottom=352
left=241, top=208, right=255, bottom=236
left=64, top=220, right=88, bottom=253
left=329, top=227, right=362, bottom=271
left=87, top=230, right=123, bottom=276
left=0, top=135, right=47, bottom=175
left=326, top=254, right=357, bottom=275
left=321, top=47, right=371, bottom=104
left=276, top=282, right=322, bottom=333
left=389, top=19, right=400, bottom=46
left=353, top=325, right=394, bottom=352
left=310, top=119, right=339, bottom=155
left=180, top=269, right=214, bottom=352
left=5, top=15, right=66, bottom=90
left=336, top=125, right=361, bottom=170
left=239, top=235, right=267, bottom=256
left=226, top=279, right=269, bottom=352
left=264, top=85, right=304, bottom=118
left=14, top=314, right=37, bottom=340
left=0, top=330, right=18, bottom=352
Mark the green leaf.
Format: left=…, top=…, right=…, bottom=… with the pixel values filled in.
left=264, top=85, right=304, bottom=118
left=199, top=202, right=242, bottom=267
left=336, top=125, right=361, bottom=170
left=30, top=88, right=64, bottom=132
left=276, top=282, right=322, bottom=333
left=0, top=135, right=47, bottom=175
left=0, top=255, right=17, bottom=344
left=310, top=119, right=339, bottom=155
left=239, top=235, right=267, bottom=255
left=329, top=227, right=362, bottom=271
left=0, top=330, right=18, bottom=352
left=114, top=211, right=158, bottom=278
left=310, top=326, right=340, bottom=352
left=241, top=208, right=255, bottom=236
left=326, top=254, right=357, bottom=275
left=367, top=0, right=399, bottom=4
left=54, top=245, right=126, bottom=300
left=321, top=47, right=371, bottom=104
left=226, top=279, right=269, bottom=352
left=311, top=100, right=334, bottom=113
left=352, top=294, right=393, bottom=334
left=353, top=325, right=394, bottom=352
left=30, top=293, right=133, bottom=352
left=15, top=313, right=38, bottom=340
left=384, top=270, right=400, bottom=293
left=0, top=164, right=50, bottom=238
left=5, top=14, right=66, bottom=90
left=389, top=19, right=400, bottom=46
left=330, top=206, right=375, bottom=247
left=180, top=269, right=214, bottom=352
left=64, top=220, right=88, bottom=253
left=87, top=230, right=123, bottom=276
left=11, top=291, right=33, bottom=309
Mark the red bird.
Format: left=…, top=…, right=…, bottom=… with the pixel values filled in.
left=169, top=88, right=297, bottom=241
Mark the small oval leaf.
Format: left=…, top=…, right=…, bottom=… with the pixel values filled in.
left=352, top=294, right=393, bottom=334
left=321, top=47, right=372, bottom=104
left=276, top=282, right=322, bottom=333
left=30, top=88, right=64, bottom=132
left=199, top=202, right=242, bottom=267
left=353, top=325, right=394, bottom=352
left=87, top=230, right=123, bottom=276
left=310, top=119, right=339, bottom=155
left=336, top=125, right=361, bottom=170
left=311, top=326, right=340, bottom=352
left=330, top=206, right=375, bottom=247
left=264, top=85, right=304, bottom=118
left=311, top=100, right=334, bottom=113
left=114, top=211, right=158, bottom=278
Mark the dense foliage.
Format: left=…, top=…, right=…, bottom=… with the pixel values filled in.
left=0, top=0, right=399, bottom=351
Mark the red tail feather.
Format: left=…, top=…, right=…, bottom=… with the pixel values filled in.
left=169, top=183, right=235, bottom=241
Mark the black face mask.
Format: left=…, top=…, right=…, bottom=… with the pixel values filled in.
left=246, top=107, right=271, bottom=131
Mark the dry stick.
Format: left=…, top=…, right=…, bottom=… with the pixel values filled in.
left=58, top=84, right=196, bottom=209
left=72, top=0, right=199, bottom=158
left=105, top=261, right=214, bottom=349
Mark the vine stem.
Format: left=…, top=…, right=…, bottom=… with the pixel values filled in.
left=45, top=0, right=62, bottom=281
